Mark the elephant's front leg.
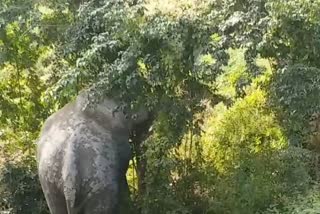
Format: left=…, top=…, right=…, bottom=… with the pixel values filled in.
left=119, top=176, right=134, bottom=213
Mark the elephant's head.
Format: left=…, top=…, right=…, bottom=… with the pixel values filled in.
left=128, top=108, right=154, bottom=144
left=77, top=90, right=154, bottom=139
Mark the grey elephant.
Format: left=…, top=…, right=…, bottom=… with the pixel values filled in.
left=36, top=90, right=152, bottom=214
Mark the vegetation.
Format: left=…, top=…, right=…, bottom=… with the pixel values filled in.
left=1, top=0, right=320, bottom=213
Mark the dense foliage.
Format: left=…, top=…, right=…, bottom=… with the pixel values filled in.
left=2, top=0, right=320, bottom=213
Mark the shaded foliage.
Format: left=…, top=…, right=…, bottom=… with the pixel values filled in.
left=1, top=0, right=320, bottom=214
left=0, top=157, right=48, bottom=213
left=268, top=65, right=320, bottom=147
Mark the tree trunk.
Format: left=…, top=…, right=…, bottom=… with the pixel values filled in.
left=130, top=112, right=154, bottom=198
left=134, top=141, right=147, bottom=196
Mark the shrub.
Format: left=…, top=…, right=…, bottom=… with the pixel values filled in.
left=200, top=89, right=313, bottom=213
left=263, top=183, right=320, bottom=214
left=0, top=155, right=48, bottom=214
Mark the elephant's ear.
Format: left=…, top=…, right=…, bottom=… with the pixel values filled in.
left=130, top=110, right=154, bottom=142
left=131, top=108, right=151, bottom=125
left=112, top=104, right=132, bottom=120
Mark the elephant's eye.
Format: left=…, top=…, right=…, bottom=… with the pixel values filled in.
left=132, top=114, right=137, bottom=120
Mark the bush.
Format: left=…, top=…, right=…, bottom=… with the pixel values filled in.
left=269, top=65, right=320, bottom=147
left=129, top=84, right=315, bottom=214
left=0, top=155, right=48, bottom=214
left=263, top=183, right=320, bottom=214
left=199, top=89, right=313, bottom=214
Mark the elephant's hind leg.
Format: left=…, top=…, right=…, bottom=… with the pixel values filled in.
left=40, top=180, right=68, bottom=214
left=81, top=189, right=119, bottom=214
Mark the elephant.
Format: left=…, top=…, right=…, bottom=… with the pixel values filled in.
left=36, top=90, right=152, bottom=214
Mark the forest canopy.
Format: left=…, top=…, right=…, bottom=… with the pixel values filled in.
left=2, top=0, right=320, bottom=213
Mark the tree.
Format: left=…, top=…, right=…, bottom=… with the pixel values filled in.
left=50, top=0, right=230, bottom=200
left=213, top=0, right=320, bottom=148
left=0, top=1, right=72, bottom=212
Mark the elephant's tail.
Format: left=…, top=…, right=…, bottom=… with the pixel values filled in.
left=61, top=135, right=84, bottom=214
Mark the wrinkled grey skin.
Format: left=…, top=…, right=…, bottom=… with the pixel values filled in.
left=36, top=91, right=149, bottom=214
